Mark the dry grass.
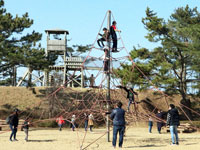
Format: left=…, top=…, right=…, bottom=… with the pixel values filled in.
left=0, top=87, right=199, bottom=120
left=0, top=87, right=42, bottom=110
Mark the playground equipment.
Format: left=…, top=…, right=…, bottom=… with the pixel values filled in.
left=6, top=10, right=200, bottom=150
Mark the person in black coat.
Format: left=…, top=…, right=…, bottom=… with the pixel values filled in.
left=9, top=108, right=19, bottom=141
left=167, top=104, right=180, bottom=145
left=156, top=110, right=165, bottom=134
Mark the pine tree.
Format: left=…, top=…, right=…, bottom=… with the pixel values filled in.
left=0, top=0, right=55, bottom=86
left=115, top=6, right=200, bottom=119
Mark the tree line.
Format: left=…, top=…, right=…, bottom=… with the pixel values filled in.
left=115, top=5, right=200, bottom=119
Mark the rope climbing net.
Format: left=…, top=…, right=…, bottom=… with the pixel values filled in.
left=1, top=10, right=200, bottom=150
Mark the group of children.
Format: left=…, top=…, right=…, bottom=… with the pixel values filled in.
left=8, top=109, right=95, bottom=142
left=8, top=82, right=140, bottom=143
left=56, top=113, right=94, bottom=132
left=8, top=98, right=180, bottom=147
left=87, top=21, right=121, bottom=87
left=97, top=21, right=121, bottom=74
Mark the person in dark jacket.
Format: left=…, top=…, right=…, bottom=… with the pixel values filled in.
left=89, top=74, right=95, bottom=88
left=110, top=101, right=125, bottom=150
left=23, top=117, right=30, bottom=141
left=9, top=108, right=19, bottom=141
left=110, top=21, right=121, bottom=52
left=84, top=113, right=89, bottom=131
left=117, top=85, right=138, bottom=112
left=97, top=27, right=109, bottom=48
left=156, top=110, right=165, bottom=134
left=167, top=104, right=180, bottom=145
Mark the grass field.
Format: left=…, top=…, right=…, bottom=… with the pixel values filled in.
left=0, top=126, right=200, bottom=150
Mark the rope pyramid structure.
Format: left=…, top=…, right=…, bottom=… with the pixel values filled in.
left=1, top=10, right=200, bottom=150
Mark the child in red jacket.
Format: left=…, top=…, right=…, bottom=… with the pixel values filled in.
left=56, top=115, right=65, bottom=131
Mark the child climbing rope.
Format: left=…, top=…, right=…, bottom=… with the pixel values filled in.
left=117, top=85, right=138, bottom=112
left=110, top=21, right=121, bottom=52
left=97, top=28, right=109, bottom=48
left=102, top=48, right=109, bottom=72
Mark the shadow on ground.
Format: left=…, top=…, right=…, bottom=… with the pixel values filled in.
left=124, top=144, right=166, bottom=149
left=27, top=139, right=56, bottom=142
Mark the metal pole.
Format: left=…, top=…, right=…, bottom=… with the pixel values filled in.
left=63, top=32, right=67, bottom=85
left=43, top=32, right=49, bottom=86
left=106, top=10, right=111, bottom=142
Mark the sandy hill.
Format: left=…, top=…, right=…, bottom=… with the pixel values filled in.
left=0, top=86, right=199, bottom=121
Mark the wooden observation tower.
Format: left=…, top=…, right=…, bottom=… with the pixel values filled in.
left=17, top=28, right=100, bottom=87
left=44, top=29, right=85, bottom=87
left=43, top=29, right=68, bottom=86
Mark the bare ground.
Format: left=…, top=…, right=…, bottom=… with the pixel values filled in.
left=0, top=127, right=200, bottom=150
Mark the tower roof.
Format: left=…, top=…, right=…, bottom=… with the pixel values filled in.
left=45, top=29, right=69, bottom=34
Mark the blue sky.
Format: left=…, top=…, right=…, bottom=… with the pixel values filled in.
left=4, top=0, right=200, bottom=86
left=5, top=0, right=200, bottom=51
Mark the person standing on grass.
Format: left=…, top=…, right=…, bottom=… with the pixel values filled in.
left=156, top=110, right=165, bottom=134
left=167, top=104, right=180, bottom=145
left=148, top=116, right=153, bottom=133
left=56, top=115, right=65, bottom=131
left=71, top=114, right=76, bottom=131
left=23, top=117, right=30, bottom=142
left=9, top=108, right=19, bottom=141
left=110, top=101, right=126, bottom=150
left=88, top=113, right=94, bottom=132
left=84, top=113, right=89, bottom=131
